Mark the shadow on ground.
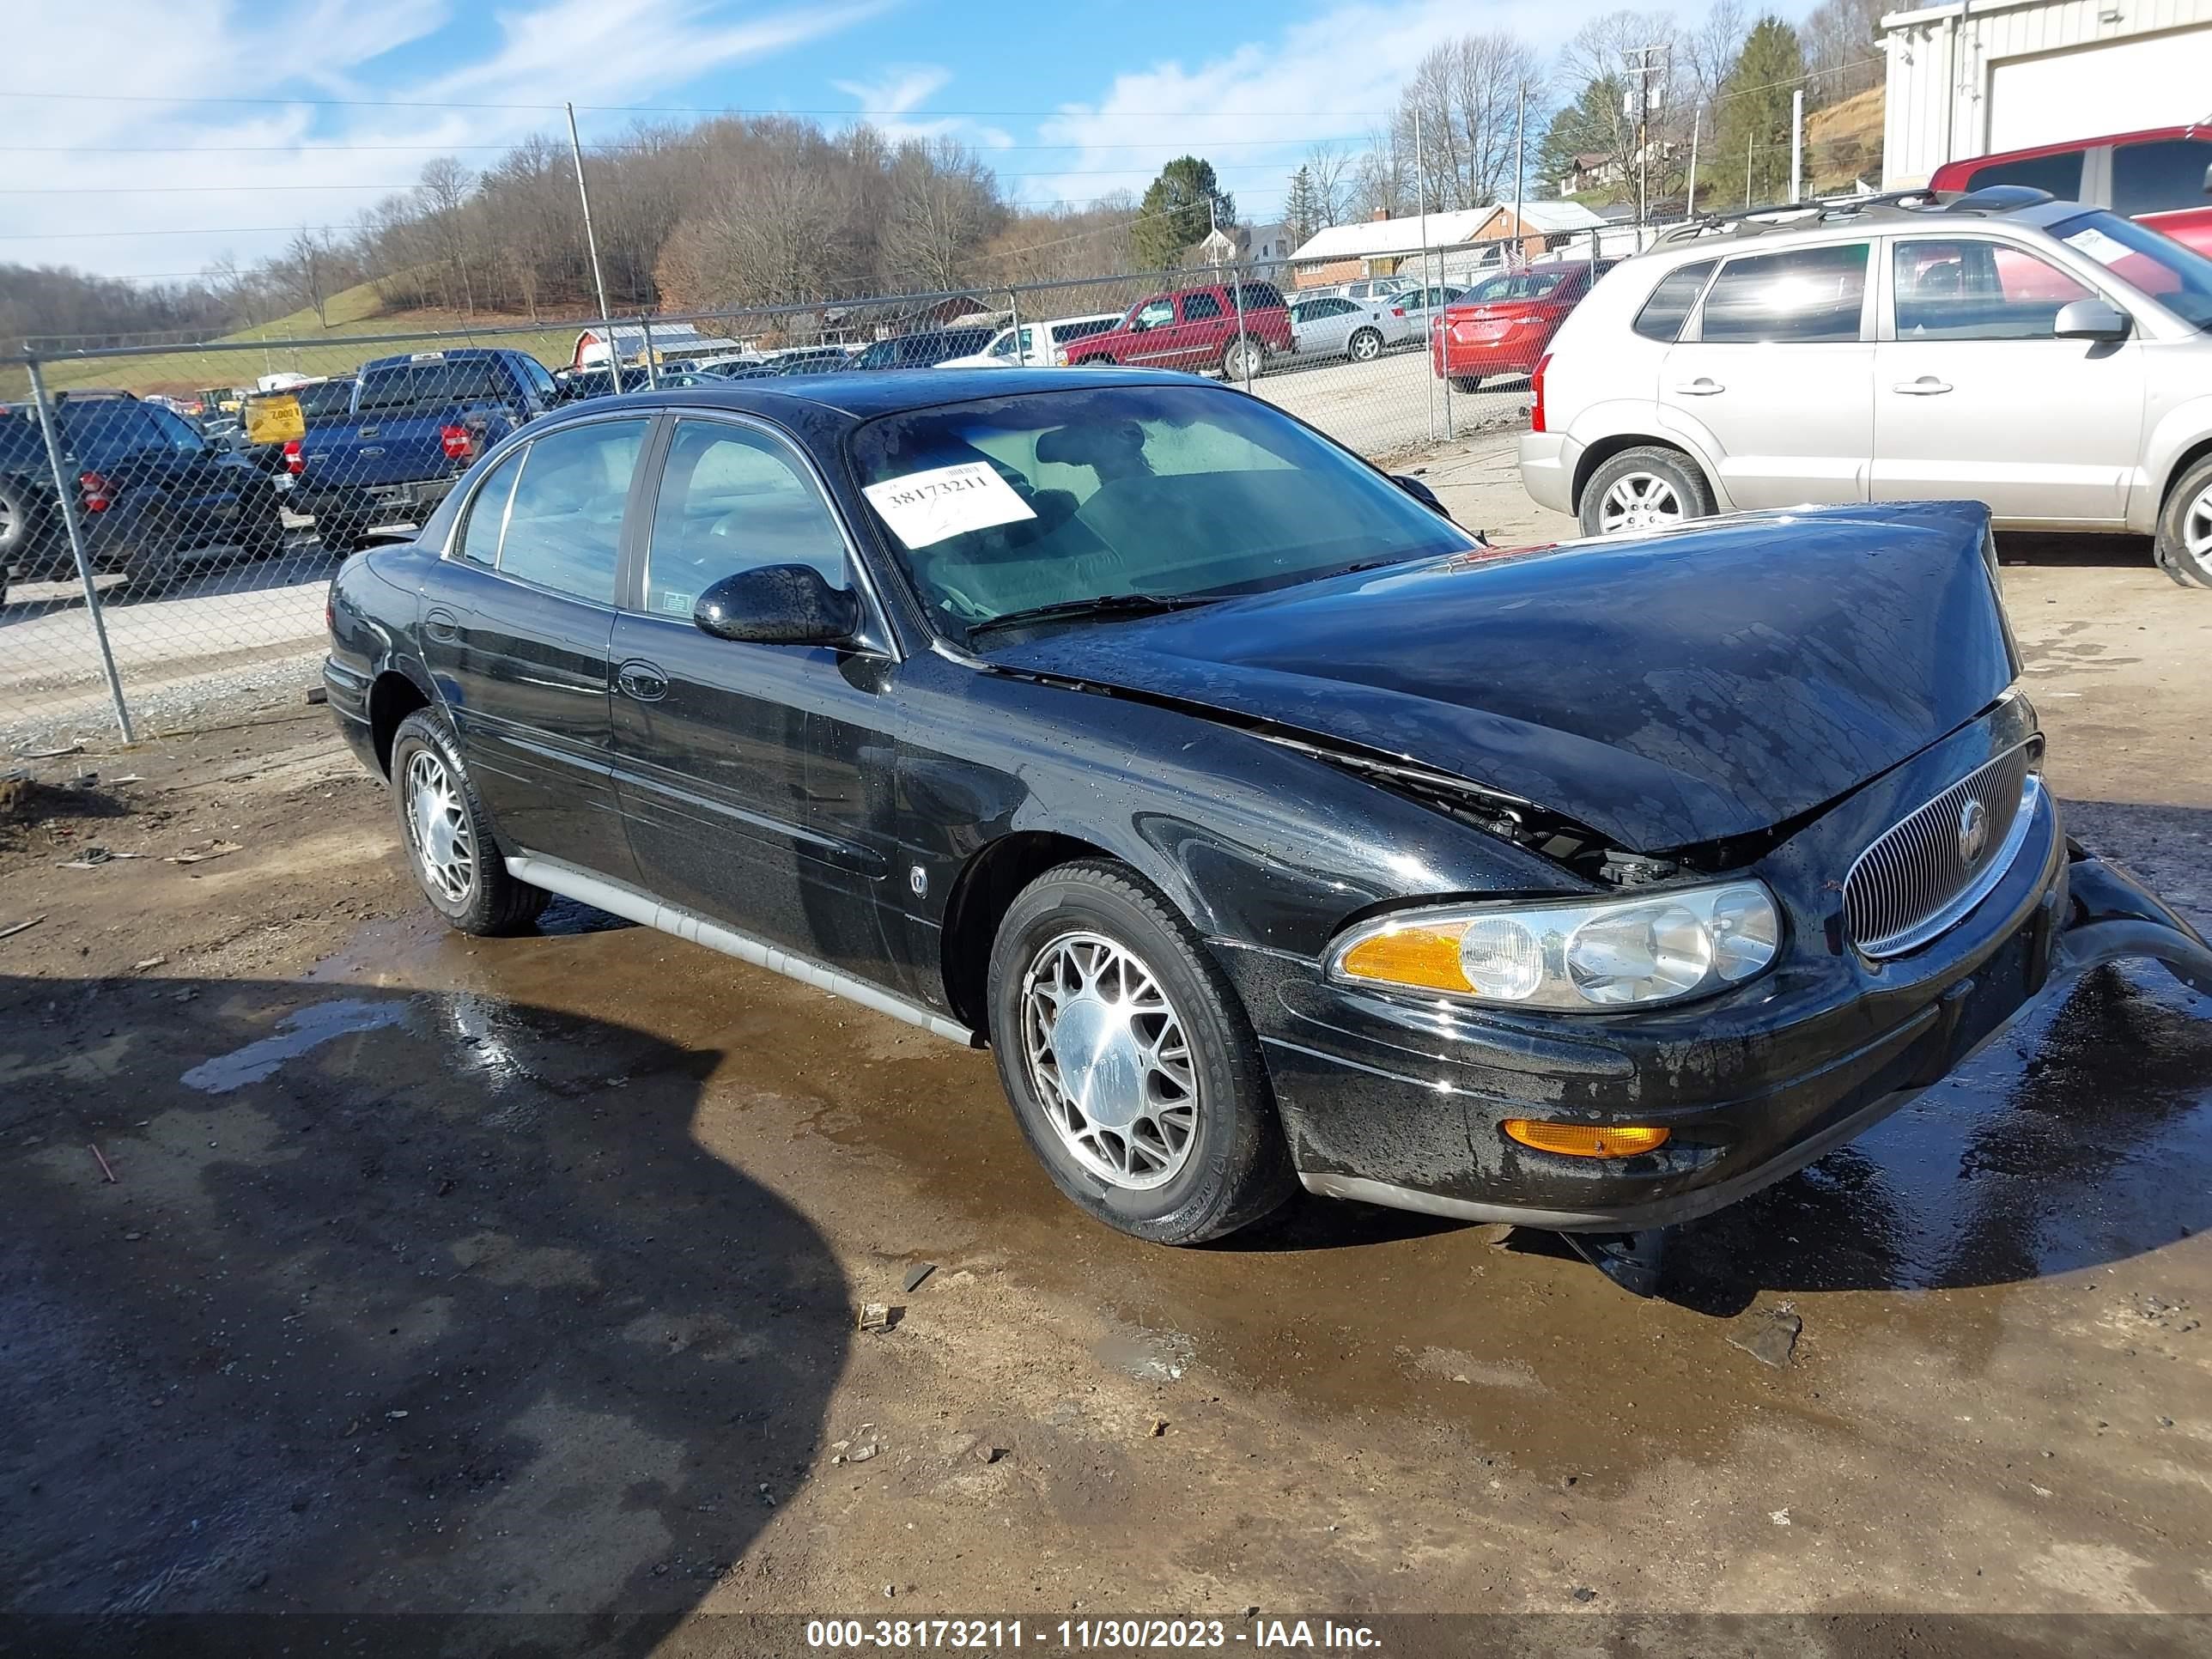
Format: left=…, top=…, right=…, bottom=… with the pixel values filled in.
left=0, top=969, right=848, bottom=1653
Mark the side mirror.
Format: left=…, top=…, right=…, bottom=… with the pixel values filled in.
left=1392, top=474, right=1453, bottom=520
left=2053, top=297, right=2131, bottom=342
left=695, top=563, right=858, bottom=647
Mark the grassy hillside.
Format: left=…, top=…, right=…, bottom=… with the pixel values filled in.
left=1808, top=87, right=1885, bottom=195
left=9, top=280, right=582, bottom=401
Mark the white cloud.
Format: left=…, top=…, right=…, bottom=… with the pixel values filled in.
left=4, top=0, right=887, bottom=282
left=830, top=64, right=1013, bottom=149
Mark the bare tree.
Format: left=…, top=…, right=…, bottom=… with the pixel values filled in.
left=882, top=137, right=1004, bottom=293
left=1304, top=141, right=1357, bottom=228
left=1395, top=33, right=1547, bottom=212
left=415, top=157, right=477, bottom=314
left=273, top=229, right=341, bottom=327
left=1355, top=120, right=1414, bottom=219
left=1683, top=0, right=1747, bottom=112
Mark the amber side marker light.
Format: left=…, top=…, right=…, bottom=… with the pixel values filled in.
left=1503, top=1121, right=1670, bottom=1158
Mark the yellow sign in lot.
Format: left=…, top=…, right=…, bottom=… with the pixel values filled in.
left=244, top=393, right=305, bottom=446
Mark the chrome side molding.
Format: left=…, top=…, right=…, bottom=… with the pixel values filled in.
left=505, top=854, right=980, bottom=1048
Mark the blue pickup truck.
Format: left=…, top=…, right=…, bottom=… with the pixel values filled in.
left=285, top=348, right=556, bottom=550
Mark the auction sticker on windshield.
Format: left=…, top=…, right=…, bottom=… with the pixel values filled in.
left=2064, top=225, right=2135, bottom=267
left=863, top=461, right=1036, bottom=549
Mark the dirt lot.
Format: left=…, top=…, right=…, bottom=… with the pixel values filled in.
left=6, top=435, right=2211, bottom=1654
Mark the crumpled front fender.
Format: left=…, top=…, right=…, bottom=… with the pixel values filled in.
left=2057, top=841, right=2212, bottom=997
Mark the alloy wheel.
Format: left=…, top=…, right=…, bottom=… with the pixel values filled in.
left=2186, top=482, right=2212, bottom=568
left=403, top=748, right=476, bottom=905
left=1597, top=471, right=1686, bottom=533
left=1019, top=931, right=1200, bottom=1191
left=1349, top=331, right=1381, bottom=362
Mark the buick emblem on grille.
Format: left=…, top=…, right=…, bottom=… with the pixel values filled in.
left=1958, top=797, right=1991, bottom=865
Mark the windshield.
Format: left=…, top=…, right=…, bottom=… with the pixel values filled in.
left=2051, top=210, right=2212, bottom=330
left=848, top=384, right=1474, bottom=642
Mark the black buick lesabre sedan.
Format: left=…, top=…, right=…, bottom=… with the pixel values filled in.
left=323, top=368, right=2212, bottom=1289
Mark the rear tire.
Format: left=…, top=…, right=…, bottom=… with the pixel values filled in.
left=1346, top=328, right=1383, bottom=363
left=2154, top=453, right=2212, bottom=589
left=1577, top=446, right=1714, bottom=538
left=987, top=860, right=1295, bottom=1245
left=1449, top=374, right=1484, bottom=394
left=121, top=507, right=183, bottom=598
left=389, top=708, right=549, bottom=936
left=1221, top=337, right=1267, bottom=381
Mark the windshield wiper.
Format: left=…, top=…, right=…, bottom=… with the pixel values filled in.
left=967, top=592, right=1221, bottom=637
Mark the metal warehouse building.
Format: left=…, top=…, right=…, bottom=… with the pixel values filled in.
left=1881, top=0, right=2212, bottom=185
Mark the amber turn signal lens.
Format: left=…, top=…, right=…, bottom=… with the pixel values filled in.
left=1502, top=1120, right=1670, bottom=1158
left=1335, top=923, right=1473, bottom=994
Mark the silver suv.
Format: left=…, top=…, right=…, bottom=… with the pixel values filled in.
left=1518, top=190, right=2212, bottom=586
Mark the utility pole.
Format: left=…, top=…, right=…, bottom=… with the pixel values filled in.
left=1511, top=83, right=1526, bottom=270
left=1790, top=88, right=1806, bottom=202
left=1686, top=107, right=1700, bottom=217
left=1624, top=44, right=1669, bottom=240
left=566, top=100, right=613, bottom=325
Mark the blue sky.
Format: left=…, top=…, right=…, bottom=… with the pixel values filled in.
left=7, top=0, right=1813, bottom=283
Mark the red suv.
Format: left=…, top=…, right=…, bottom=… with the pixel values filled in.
left=1061, top=280, right=1294, bottom=379
left=1929, top=125, right=2212, bottom=257
left=1431, top=260, right=1617, bottom=392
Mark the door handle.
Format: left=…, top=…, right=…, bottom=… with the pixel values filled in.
left=616, top=659, right=668, bottom=702
left=1892, top=377, right=1953, bottom=395
left=1673, top=378, right=1724, bottom=395
left=423, top=606, right=459, bottom=643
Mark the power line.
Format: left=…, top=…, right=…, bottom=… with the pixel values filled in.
left=0, top=87, right=1393, bottom=118
left=0, top=133, right=1376, bottom=156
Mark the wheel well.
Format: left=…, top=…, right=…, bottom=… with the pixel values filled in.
left=938, top=831, right=1111, bottom=1039
left=1571, top=434, right=1706, bottom=513
left=2160, top=436, right=2212, bottom=514
left=368, top=672, right=429, bottom=780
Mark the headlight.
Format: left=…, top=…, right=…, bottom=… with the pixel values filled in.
left=1053, top=348, right=1069, bottom=366
left=1328, top=880, right=1781, bottom=1011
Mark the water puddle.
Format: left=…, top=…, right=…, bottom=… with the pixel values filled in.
left=180, top=998, right=409, bottom=1094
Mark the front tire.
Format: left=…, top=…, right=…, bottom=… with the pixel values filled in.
left=987, top=860, right=1294, bottom=1245
left=1578, top=445, right=1714, bottom=538
left=389, top=708, right=548, bottom=936
left=1347, top=328, right=1383, bottom=363
left=2154, top=454, right=2212, bottom=589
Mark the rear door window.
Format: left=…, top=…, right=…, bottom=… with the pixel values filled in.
left=1698, top=243, right=1869, bottom=343
left=2112, top=137, right=2212, bottom=216
left=1181, top=292, right=1224, bottom=322
left=493, top=419, right=647, bottom=602
left=1965, top=149, right=2084, bottom=198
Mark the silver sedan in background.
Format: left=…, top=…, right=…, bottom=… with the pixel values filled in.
left=1287, top=295, right=1415, bottom=362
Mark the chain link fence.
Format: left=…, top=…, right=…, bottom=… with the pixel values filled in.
left=1, top=239, right=1582, bottom=746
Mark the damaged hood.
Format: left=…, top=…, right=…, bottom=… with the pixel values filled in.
left=981, top=502, right=2018, bottom=852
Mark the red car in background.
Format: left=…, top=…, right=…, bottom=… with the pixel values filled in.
left=1928, top=124, right=2212, bottom=257
left=1060, top=280, right=1294, bottom=380
left=1431, top=260, right=1618, bottom=392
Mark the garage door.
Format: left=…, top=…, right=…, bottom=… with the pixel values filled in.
left=1986, top=27, right=2212, bottom=154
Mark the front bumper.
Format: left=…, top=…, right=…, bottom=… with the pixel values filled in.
left=1224, top=798, right=2210, bottom=1234
left=1516, top=430, right=1576, bottom=516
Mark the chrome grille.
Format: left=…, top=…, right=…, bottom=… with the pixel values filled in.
left=1842, top=744, right=2039, bottom=959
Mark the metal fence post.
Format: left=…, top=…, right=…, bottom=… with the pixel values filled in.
left=25, top=356, right=134, bottom=743
left=637, top=317, right=659, bottom=389
left=1230, top=262, right=1252, bottom=392
left=1007, top=287, right=1023, bottom=364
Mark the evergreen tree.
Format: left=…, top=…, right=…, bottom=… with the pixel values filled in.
left=1709, top=16, right=1808, bottom=209
left=1133, top=156, right=1236, bottom=270
left=1284, top=166, right=1322, bottom=244
left=1535, top=76, right=1632, bottom=201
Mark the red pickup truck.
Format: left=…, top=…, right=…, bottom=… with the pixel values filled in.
left=1060, top=280, right=1295, bottom=378
left=1929, top=125, right=2212, bottom=258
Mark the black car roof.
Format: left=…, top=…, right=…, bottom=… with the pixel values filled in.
left=582, top=365, right=1200, bottom=422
